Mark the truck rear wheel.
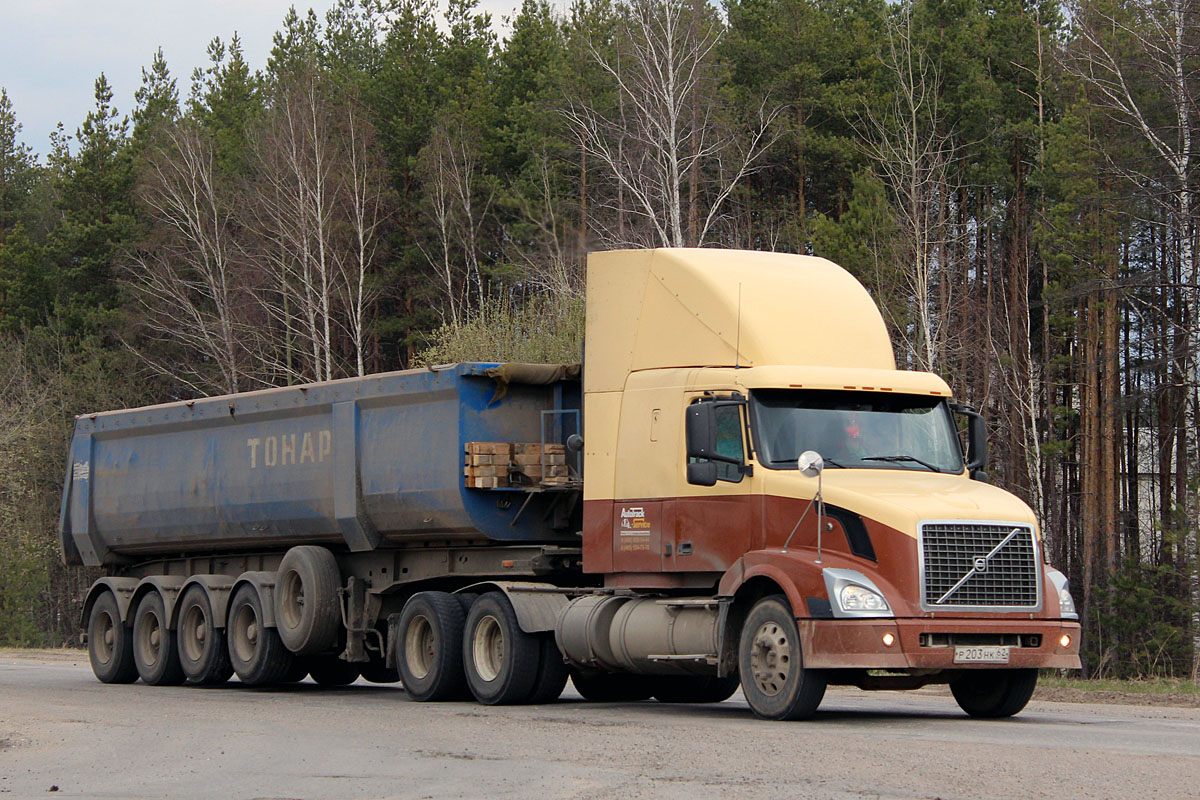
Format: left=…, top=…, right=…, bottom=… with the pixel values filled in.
left=738, top=595, right=826, bottom=720
left=652, top=674, right=740, bottom=704
left=526, top=633, right=569, bottom=703
left=569, top=669, right=655, bottom=702
left=396, top=591, right=467, bottom=701
left=227, top=584, right=294, bottom=686
left=463, top=591, right=539, bottom=705
left=950, top=669, right=1038, bottom=718
left=275, top=546, right=342, bottom=656
left=132, top=591, right=186, bottom=686
left=87, top=591, right=138, bottom=684
left=176, top=585, right=233, bottom=685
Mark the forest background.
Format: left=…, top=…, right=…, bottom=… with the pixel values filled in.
left=1, top=0, right=1197, bottom=681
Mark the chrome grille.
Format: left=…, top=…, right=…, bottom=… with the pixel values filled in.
left=920, top=522, right=1040, bottom=611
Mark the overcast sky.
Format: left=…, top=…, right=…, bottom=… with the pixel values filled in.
left=1, top=1, right=523, bottom=158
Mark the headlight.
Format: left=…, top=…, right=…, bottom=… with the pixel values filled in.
left=839, top=584, right=890, bottom=612
left=1045, top=567, right=1078, bottom=620
left=1059, top=586, right=1077, bottom=618
left=822, top=568, right=894, bottom=618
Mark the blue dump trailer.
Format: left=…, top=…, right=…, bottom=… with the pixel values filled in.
left=61, top=363, right=582, bottom=566
left=62, top=363, right=590, bottom=695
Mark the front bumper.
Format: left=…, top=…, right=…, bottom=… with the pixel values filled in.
left=798, top=617, right=1082, bottom=670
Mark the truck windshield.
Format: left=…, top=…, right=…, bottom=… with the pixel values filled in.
left=751, top=389, right=964, bottom=473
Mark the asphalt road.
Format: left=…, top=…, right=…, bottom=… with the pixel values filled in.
left=2, top=651, right=1198, bottom=800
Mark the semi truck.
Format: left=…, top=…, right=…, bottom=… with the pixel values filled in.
left=60, top=248, right=1081, bottom=720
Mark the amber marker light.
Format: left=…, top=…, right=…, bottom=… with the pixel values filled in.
left=882, top=633, right=896, bottom=647
left=1059, top=634, right=1072, bottom=648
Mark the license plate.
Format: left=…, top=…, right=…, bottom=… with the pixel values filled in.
left=954, top=646, right=1010, bottom=664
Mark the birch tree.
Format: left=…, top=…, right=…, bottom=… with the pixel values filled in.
left=563, top=0, right=779, bottom=247
left=857, top=6, right=959, bottom=373
left=126, top=123, right=252, bottom=395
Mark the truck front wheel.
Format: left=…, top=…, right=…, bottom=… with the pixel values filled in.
left=950, top=669, right=1038, bottom=718
left=396, top=592, right=467, bottom=701
left=738, top=595, right=826, bottom=720
left=652, top=674, right=741, bottom=704
left=463, top=592, right=539, bottom=705
left=87, top=591, right=138, bottom=684
left=569, top=669, right=656, bottom=702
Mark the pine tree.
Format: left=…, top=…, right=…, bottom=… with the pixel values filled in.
left=49, top=74, right=136, bottom=324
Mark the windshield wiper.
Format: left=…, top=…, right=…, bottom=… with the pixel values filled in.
left=767, top=456, right=846, bottom=468
left=861, top=454, right=943, bottom=473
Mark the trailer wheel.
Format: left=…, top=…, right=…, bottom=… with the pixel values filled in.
left=227, top=583, right=295, bottom=686
left=396, top=592, right=467, bottom=701
left=176, top=585, right=233, bottom=685
left=131, top=591, right=186, bottom=686
left=281, top=658, right=310, bottom=683
left=306, top=655, right=361, bottom=686
left=568, top=669, right=655, bottom=702
left=463, top=591, right=539, bottom=705
left=950, top=669, right=1038, bottom=718
left=275, top=546, right=342, bottom=656
left=87, top=591, right=138, bottom=684
left=526, top=633, right=569, bottom=704
left=738, top=595, right=826, bottom=720
left=652, top=674, right=740, bottom=704
left=360, top=652, right=400, bottom=683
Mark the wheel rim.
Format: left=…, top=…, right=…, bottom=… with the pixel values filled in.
left=180, top=603, right=208, bottom=664
left=279, top=570, right=304, bottom=631
left=472, top=615, right=504, bottom=683
left=136, top=607, right=163, bottom=669
left=93, top=610, right=116, bottom=665
left=749, top=621, right=791, bottom=697
left=231, top=602, right=259, bottom=664
left=404, top=614, right=435, bottom=679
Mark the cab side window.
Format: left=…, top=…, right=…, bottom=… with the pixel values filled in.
left=705, top=404, right=745, bottom=483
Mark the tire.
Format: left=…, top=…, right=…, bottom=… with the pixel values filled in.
left=360, top=653, right=400, bottom=684
left=275, top=546, right=342, bottom=656
left=281, top=658, right=311, bottom=683
left=395, top=591, right=467, bottom=701
left=463, top=591, right=540, bottom=705
left=176, top=585, right=233, bottom=685
left=87, top=591, right=138, bottom=684
left=455, top=592, right=479, bottom=613
left=227, top=583, right=295, bottom=686
left=652, top=674, right=741, bottom=704
left=132, top=591, right=186, bottom=686
left=738, top=595, right=826, bottom=720
left=950, top=669, right=1038, bottom=718
left=569, top=669, right=656, bottom=702
left=306, top=655, right=361, bottom=686
left=526, top=633, right=570, bottom=704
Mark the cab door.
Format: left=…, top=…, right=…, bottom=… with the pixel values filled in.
left=664, top=397, right=756, bottom=573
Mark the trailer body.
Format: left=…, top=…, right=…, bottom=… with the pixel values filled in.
left=60, top=363, right=581, bottom=566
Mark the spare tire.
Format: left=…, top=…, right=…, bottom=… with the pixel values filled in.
left=275, top=546, right=342, bottom=655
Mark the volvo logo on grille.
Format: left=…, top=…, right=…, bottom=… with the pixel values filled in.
left=973, top=555, right=989, bottom=573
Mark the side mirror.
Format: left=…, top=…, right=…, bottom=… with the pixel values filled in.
left=687, top=461, right=718, bottom=486
left=685, top=402, right=717, bottom=460
left=951, top=404, right=988, bottom=475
